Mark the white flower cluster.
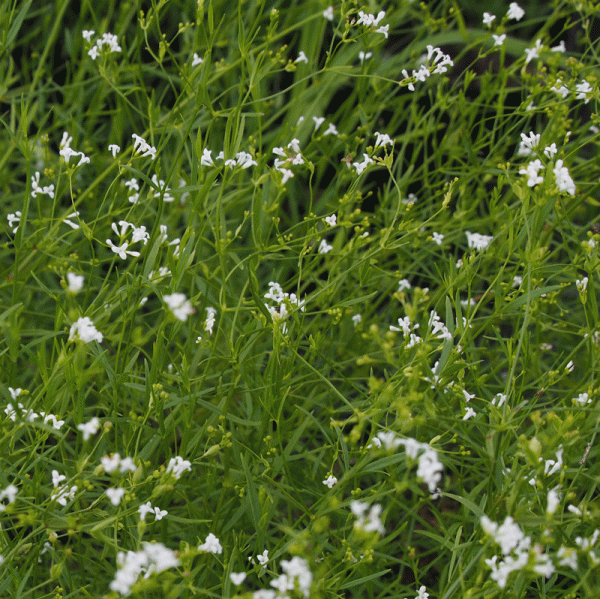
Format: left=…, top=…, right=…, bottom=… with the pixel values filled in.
left=312, top=116, right=338, bottom=135
left=166, top=456, right=192, bottom=479
left=0, top=483, right=18, bottom=511
left=481, top=515, right=555, bottom=588
left=51, top=469, right=78, bottom=507
left=345, top=131, right=394, bottom=176
left=263, top=281, right=306, bottom=332
left=69, top=316, right=103, bottom=344
left=67, top=272, right=84, bottom=293
left=59, top=132, right=90, bottom=167
left=356, top=10, right=389, bottom=39
left=200, top=148, right=258, bottom=170
left=83, top=30, right=122, bottom=60
left=266, top=556, right=312, bottom=599
left=163, top=293, right=194, bottom=322
left=109, top=542, right=180, bottom=595
left=401, top=45, right=454, bottom=91
left=7, top=211, right=20, bottom=233
left=107, top=220, right=149, bottom=259
left=369, top=433, right=443, bottom=494
left=205, top=307, right=217, bottom=335
left=351, top=500, right=385, bottom=534
left=551, top=78, right=594, bottom=104
left=150, top=173, right=175, bottom=202
left=390, top=315, right=421, bottom=348
left=77, top=416, right=101, bottom=440
left=132, top=133, right=157, bottom=160
left=101, top=454, right=136, bottom=474
left=271, top=138, right=304, bottom=184
left=198, top=532, right=222, bottom=554
left=139, top=500, right=168, bottom=521
left=465, top=231, right=493, bottom=250
left=30, top=171, right=55, bottom=198
left=4, top=394, right=65, bottom=430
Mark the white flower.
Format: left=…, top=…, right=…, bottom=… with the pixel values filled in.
left=0, top=483, right=18, bottom=510
left=351, top=500, right=385, bottom=534
left=432, top=232, right=444, bottom=245
left=357, top=10, right=386, bottom=27
left=352, top=153, right=374, bottom=175
left=77, top=416, right=100, bottom=440
left=376, top=24, right=389, bottom=38
left=52, top=484, right=78, bottom=506
left=520, top=131, right=540, bottom=150
left=295, top=51, right=308, bottom=64
left=551, top=40, right=566, bottom=52
left=106, top=239, right=140, bottom=260
left=524, top=39, right=542, bottom=64
left=312, top=116, right=325, bottom=129
left=463, top=406, right=476, bottom=420
left=30, top=172, right=55, bottom=198
left=67, top=272, right=84, bottom=293
left=519, top=159, right=544, bottom=187
left=553, top=159, right=575, bottom=196
left=374, top=132, right=393, bottom=147
left=493, top=34, right=506, bottom=47
left=551, top=79, right=569, bottom=98
left=82, top=30, right=95, bottom=42
left=506, top=2, right=525, bottom=20
left=576, top=80, right=593, bottom=103
left=154, top=506, right=168, bottom=520
left=106, top=487, right=126, bottom=506
left=110, top=543, right=179, bottom=595
left=323, top=6, right=334, bottom=21
left=52, top=470, right=66, bottom=487
left=101, top=454, right=122, bottom=473
left=358, top=51, right=372, bottom=63
left=205, top=307, right=217, bottom=335
left=198, top=532, right=223, bottom=554
left=192, top=53, right=203, bottom=67
left=256, top=549, right=269, bottom=565
left=63, top=211, right=80, bottom=229
left=318, top=239, right=333, bottom=254
left=465, top=231, right=493, bottom=250
left=120, top=457, right=136, bottom=473
left=576, top=277, right=588, bottom=292
left=200, top=148, right=213, bottom=166
left=131, top=133, right=157, bottom=159
left=166, top=455, right=192, bottom=478
left=352, top=314, right=362, bottom=326
left=417, top=587, right=429, bottom=599
left=544, top=143, right=557, bottom=158
left=322, top=475, right=337, bottom=488
left=323, top=123, right=338, bottom=135
left=575, top=392, right=591, bottom=405
left=69, top=317, right=103, bottom=343
left=108, top=144, right=120, bottom=157
left=324, top=214, right=337, bottom=227
left=483, top=12, right=496, bottom=26
left=230, top=572, right=247, bottom=585
left=547, top=488, right=561, bottom=514
left=6, top=211, right=20, bottom=233
left=163, top=293, right=194, bottom=321
left=139, top=501, right=154, bottom=521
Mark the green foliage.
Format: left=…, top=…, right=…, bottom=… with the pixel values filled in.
left=1, top=0, right=600, bottom=597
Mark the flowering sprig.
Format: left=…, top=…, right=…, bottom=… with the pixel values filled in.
left=401, top=45, right=453, bottom=91
left=84, top=31, right=122, bottom=60
left=106, top=220, right=148, bottom=260
left=356, top=10, right=389, bottom=39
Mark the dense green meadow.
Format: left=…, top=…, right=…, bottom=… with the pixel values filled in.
left=2, top=0, right=600, bottom=597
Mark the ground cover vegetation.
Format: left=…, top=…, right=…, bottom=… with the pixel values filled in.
left=2, top=0, right=600, bottom=597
